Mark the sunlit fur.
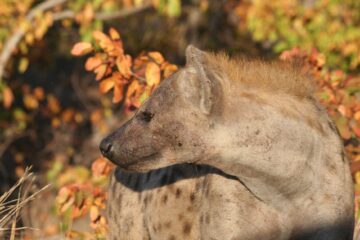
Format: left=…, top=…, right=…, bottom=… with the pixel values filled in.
left=206, top=52, right=314, bottom=99
left=104, top=46, right=354, bottom=240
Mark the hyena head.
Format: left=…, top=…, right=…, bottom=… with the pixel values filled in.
left=100, top=46, right=222, bottom=172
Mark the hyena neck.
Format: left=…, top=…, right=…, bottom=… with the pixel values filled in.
left=199, top=108, right=330, bottom=210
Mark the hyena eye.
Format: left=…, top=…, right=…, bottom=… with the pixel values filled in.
left=139, top=110, right=154, bottom=123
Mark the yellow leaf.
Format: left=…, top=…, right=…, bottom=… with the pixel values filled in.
left=25, top=32, right=34, bottom=45
left=148, top=51, right=164, bottom=65
left=354, top=111, right=360, bottom=122
left=93, top=31, right=113, bottom=51
left=145, top=62, right=161, bottom=87
left=51, top=118, right=61, bottom=128
left=90, top=205, right=100, bottom=222
left=109, top=28, right=121, bottom=40
left=71, top=42, right=93, bottom=56
left=99, top=77, right=115, bottom=94
left=116, top=55, right=132, bottom=78
left=3, top=87, right=14, bottom=109
left=18, top=57, right=29, bottom=73
left=163, top=63, right=178, bottom=78
left=355, top=172, right=360, bottom=185
left=343, top=43, right=357, bottom=55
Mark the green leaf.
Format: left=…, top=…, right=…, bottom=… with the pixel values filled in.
left=346, top=87, right=360, bottom=95
left=167, top=0, right=181, bottom=17
left=47, top=160, right=64, bottom=182
left=18, top=57, right=29, bottom=73
left=139, top=90, right=149, bottom=104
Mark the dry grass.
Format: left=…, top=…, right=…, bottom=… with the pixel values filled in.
left=0, top=167, right=50, bottom=239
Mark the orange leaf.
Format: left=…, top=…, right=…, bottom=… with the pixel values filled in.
left=83, top=3, right=94, bottom=22
left=61, top=108, right=75, bottom=123
left=92, top=158, right=107, bottom=177
left=91, top=157, right=114, bottom=176
left=47, top=95, right=61, bottom=114
left=94, top=64, right=107, bottom=80
left=145, top=62, right=161, bottom=87
left=338, top=105, right=350, bottom=117
left=354, top=111, right=360, bottom=122
left=3, top=87, right=14, bottom=109
left=116, top=55, right=132, bottom=78
left=57, top=187, right=72, bottom=205
left=109, top=28, right=120, bottom=40
left=90, top=109, right=103, bottom=124
left=93, top=31, right=113, bottom=51
left=33, top=87, right=45, bottom=100
left=51, top=118, right=61, bottom=128
left=71, top=42, right=93, bottom=56
left=56, top=187, right=75, bottom=213
left=126, top=80, right=141, bottom=97
left=163, top=63, right=178, bottom=78
left=113, top=83, right=124, bottom=103
left=99, top=76, right=115, bottom=94
left=90, top=205, right=100, bottom=222
left=23, top=94, right=39, bottom=110
left=85, top=56, right=102, bottom=71
left=148, top=51, right=164, bottom=65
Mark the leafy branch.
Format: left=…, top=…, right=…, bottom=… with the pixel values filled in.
left=0, top=0, right=153, bottom=83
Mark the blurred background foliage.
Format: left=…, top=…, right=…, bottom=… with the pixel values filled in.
left=245, top=0, right=360, bottom=70
left=0, top=0, right=359, bottom=239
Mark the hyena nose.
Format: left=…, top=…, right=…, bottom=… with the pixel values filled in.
left=99, top=138, right=113, bottom=158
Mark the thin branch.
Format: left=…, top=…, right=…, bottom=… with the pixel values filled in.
left=51, top=9, right=74, bottom=21
left=53, top=3, right=152, bottom=21
left=0, top=0, right=152, bottom=83
left=0, top=227, right=39, bottom=231
left=95, top=4, right=152, bottom=21
left=130, top=71, right=147, bottom=84
left=0, top=0, right=68, bottom=82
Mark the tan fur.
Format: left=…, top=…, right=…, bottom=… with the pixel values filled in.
left=206, top=52, right=314, bottom=99
left=205, top=53, right=326, bottom=133
left=101, top=46, right=354, bottom=240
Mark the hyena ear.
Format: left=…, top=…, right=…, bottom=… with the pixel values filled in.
left=184, top=45, right=214, bottom=115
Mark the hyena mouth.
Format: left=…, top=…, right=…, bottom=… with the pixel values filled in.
left=118, top=152, right=160, bottom=170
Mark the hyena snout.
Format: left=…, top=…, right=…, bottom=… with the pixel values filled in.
left=101, top=117, right=137, bottom=156
left=100, top=131, right=128, bottom=166
left=99, top=136, right=113, bottom=159
left=99, top=120, right=159, bottom=168
left=99, top=124, right=127, bottom=164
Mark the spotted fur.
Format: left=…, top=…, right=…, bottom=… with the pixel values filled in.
left=101, top=46, right=354, bottom=240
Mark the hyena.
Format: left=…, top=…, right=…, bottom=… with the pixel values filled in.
left=100, top=46, right=354, bottom=240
